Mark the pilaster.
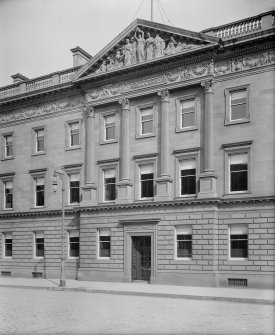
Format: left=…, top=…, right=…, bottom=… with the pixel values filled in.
left=81, top=103, right=97, bottom=206
left=155, top=89, right=173, bottom=201
left=116, top=97, right=133, bottom=203
left=198, top=78, right=217, bottom=198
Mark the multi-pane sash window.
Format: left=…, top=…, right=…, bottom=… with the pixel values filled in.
left=105, top=115, right=115, bottom=141
left=4, top=233, right=12, bottom=257
left=35, top=232, right=44, bottom=258
left=104, top=169, right=116, bottom=201
left=5, top=135, right=13, bottom=157
left=230, top=90, right=247, bottom=121
left=69, top=122, right=80, bottom=147
left=176, top=226, right=192, bottom=258
left=4, top=181, right=13, bottom=209
left=99, top=229, right=111, bottom=258
left=230, top=154, right=248, bottom=192
left=140, top=164, right=154, bottom=198
left=230, top=225, right=248, bottom=258
left=180, top=159, right=196, bottom=195
left=69, top=174, right=80, bottom=204
left=35, top=129, right=44, bottom=152
left=35, top=177, right=45, bottom=207
left=181, top=99, right=195, bottom=128
left=140, top=108, right=153, bottom=135
left=69, top=231, right=79, bottom=258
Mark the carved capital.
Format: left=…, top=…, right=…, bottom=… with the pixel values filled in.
left=119, top=97, right=130, bottom=109
left=84, top=104, right=95, bottom=117
left=201, top=79, right=215, bottom=94
left=157, top=89, right=170, bottom=102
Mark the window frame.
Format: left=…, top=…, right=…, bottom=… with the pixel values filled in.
left=175, top=225, right=192, bottom=260
left=65, top=119, right=82, bottom=150
left=64, top=165, right=82, bottom=206
left=4, top=179, right=13, bottom=210
left=225, top=85, right=250, bottom=125
left=32, top=126, right=46, bottom=155
left=34, top=232, right=44, bottom=258
left=1, top=132, right=14, bottom=160
left=29, top=169, right=47, bottom=209
left=68, top=230, right=80, bottom=259
left=103, top=168, right=117, bottom=202
left=98, top=229, right=111, bottom=259
left=173, top=148, right=200, bottom=198
left=3, top=233, right=12, bottom=258
left=97, top=159, right=119, bottom=203
left=68, top=173, right=80, bottom=205
left=135, top=103, right=157, bottom=139
left=229, top=224, right=248, bottom=260
left=100, top=111, right=119, bottom=145
left=175, top=94, right=200, bottom=132
left=34, top=176, right=45, bottom=208
left=223, top=141, right=252, bottom=196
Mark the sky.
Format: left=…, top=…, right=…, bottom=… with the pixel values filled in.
left=0, top=0, right=274, bottom=87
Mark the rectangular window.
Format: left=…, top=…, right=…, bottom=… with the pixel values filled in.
left=69, top=231, right=79, bottom=258
left=230, top=154, right=248, bottom=192
left=35, top=232, right=44, bottom=258
left=180, top=159, right=196, bottom=195
left=140, top=164, right=154, bottom=198
left=35, top=129, right=44, bottom=152
left=69, top=122, right=80, bottom=147
left=181, top=99, right=195, bottom=128
left=98, top=229, right=111, bottom=258
left=4, top=181, right=13, bottom=209
left=4, top=233, right=12, bottom=257
left=140, top=108, right=153, bottom=135
left=230, top=225, right=248, bottom=259
left=35, top=177, right=45, bottom=207
left=69, top=174, right=80, bottom=204
left=105, top=115, right=115, bottom=141
left=4, top=135, right=13, bottom=157
left=104, top=169, right=116, bottom=201
left=176, top=226, right=192, bottom=259
left=230, top=90, right=247, bottom=121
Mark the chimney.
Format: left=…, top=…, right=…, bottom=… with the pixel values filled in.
left=11, top=73, right=28, bottom=84
left=70, top=46, right=92, bottom=67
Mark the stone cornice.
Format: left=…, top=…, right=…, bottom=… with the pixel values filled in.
left=1, top=196, right=273, bottom=218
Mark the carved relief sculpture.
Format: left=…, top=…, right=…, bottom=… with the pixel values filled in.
left=145, top=32, right=155, bottom=61
left=135, top=27, right=145, bottom=63
left=154, top=33, right=165, bottom=58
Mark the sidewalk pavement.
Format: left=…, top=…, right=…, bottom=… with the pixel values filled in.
left=0, top=277, right=274, bottom=305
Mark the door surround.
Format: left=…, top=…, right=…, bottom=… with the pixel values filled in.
left=119, top=218, right=159, bottom=284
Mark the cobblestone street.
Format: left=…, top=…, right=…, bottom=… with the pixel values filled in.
left=0, top=287, right=274, bottom=335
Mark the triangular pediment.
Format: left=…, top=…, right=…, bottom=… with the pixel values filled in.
left=73, top=19, right=220, bottom=82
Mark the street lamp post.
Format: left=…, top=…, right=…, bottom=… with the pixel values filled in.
left=52, top=169, right=66, bottom=287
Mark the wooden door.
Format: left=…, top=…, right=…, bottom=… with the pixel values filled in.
left=132, top=236, right=151, bottom=281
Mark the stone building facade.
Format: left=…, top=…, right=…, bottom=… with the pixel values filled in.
left=0, top=11, right=274, bottom=288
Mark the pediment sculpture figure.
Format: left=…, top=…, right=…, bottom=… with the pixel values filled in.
left=165, top=36, right=177, bottom=55
left=114, top=50, right=124, bottom=69
left=145, top=32, right=155, bottom=61
left=130, top=37, right=137, bottom=64
left=135, top=27, right=145, bottom=63
left=154, top=33, right=165, bottom=58
left=123, top=39, right=132, bottom=66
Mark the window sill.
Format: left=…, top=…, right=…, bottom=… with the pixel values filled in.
left=136, top=133, right=156, bottom=140
left=3, top=208, right=14, bottom=211
left=136, top=198, right=154, bottom=202
left=99, top=201, right=116, bottom=205
left=68, top=257, right=80, bottom=260
left=31, top=206, right=46, bottom=210
left=65, top=145, right=82, bottom=151
left=175, top=257, right=192, bottom=261
left=175, top=195, right=197, bottom=199
left=32, top=152, right=46, bottom=157
left=1, top=156, right=14, bottom=161
left=99, top=139, right=118, bottom=145
left=223, top=192, right=251, bottom=198
left=225, top=118, right=250, bottom=126
left=34, top=256, right=44, bottom=260
left=175, top=126, right=198, bottom=133
left=96, top=257, right=111, bottom=261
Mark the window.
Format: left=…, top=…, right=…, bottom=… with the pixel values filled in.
left=4, top=134, right=13, bottom=157
left=176, top=95, right=199, bottom=132
left=140, top=108, right=153, bottom=135
left=68, top=231, right=79, bottom=258
left=35, top=128, right=44, bottom=152
left=34, top=232, right=44, bottom=258
left=140, top=164, right=154, bottom=198
left=104, top=169, right=116, bottom=201
left=69, top=122, right=80, bottom=147
left=225, top=85, right=250, bottom=125
left=175, top=226, right=192, bottom=259
left=105, top=115, right=115, bottom=141
left=4, top=233, right=12, bottom=257
left=4, top=181, right=13, bottom=209
left=35, top=177, right=45, bottom=207
left=98, top=229, right=111, bottom=258
left=230, top=225, right=248, bottom=259
left=180, top=159, right=196, bottom=195
left=69, top=173, right=80, bottom=204
left=229, top=154, right=248, bottom=192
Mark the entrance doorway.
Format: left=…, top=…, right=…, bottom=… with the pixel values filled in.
left=132, top=236, right=151, bottom=282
